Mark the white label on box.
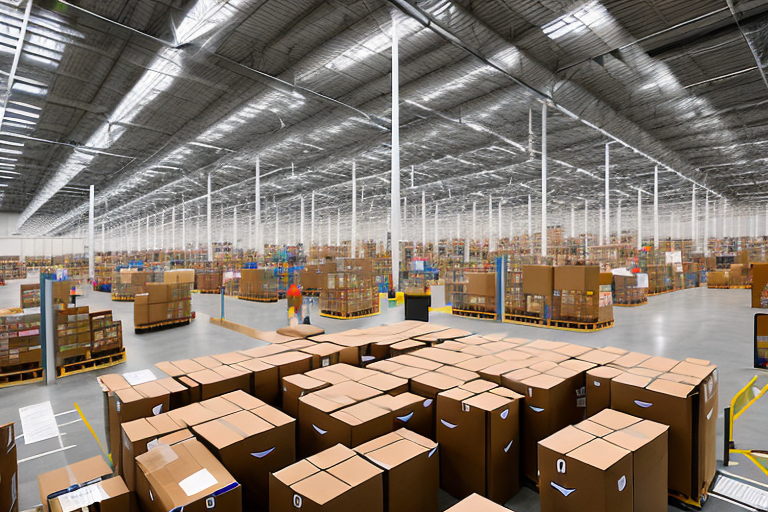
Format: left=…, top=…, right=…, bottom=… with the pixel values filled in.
left=123, top=369, right=157, bottom=386
left=57, top=483, right=106, bottom=512
left=152, top=404, right=163, bottom=415
left=179, top=469, right=218, bottom=497
left=618, top=475, right=627, bottom=491
left=19, top=402, right=59, bottom=445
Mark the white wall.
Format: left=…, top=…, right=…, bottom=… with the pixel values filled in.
left=0, top=237, right=85, bottom=258
left=0, top=213, right=20, bottom=237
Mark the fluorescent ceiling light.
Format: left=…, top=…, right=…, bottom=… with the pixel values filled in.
left=0, top=139, right=23, bottom=146
left=174, top=0, right=245, bottom=46
left=9, top=100, right=40, bottom=110
left=0, top=175, right=14, bottom=179
left=0, top=157, right=17, bottom=161
left=11, top=82, right=47, bottom=95
left=0, top=170, right=20, bottom=175
left=542, top=0, right=609, bottom=40
left=0, top=148, right=22, bottom=154
left=3, top=116, right=35, bottom=125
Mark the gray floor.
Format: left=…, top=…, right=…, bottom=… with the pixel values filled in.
left=1, top=277, right=765, bottom=511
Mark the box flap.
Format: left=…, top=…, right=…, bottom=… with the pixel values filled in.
left=291, top=471, right=350, bottom=505
left=574, top=419, right=613, bottom=438
left=568, top=438, right=631, bottom=470
left=554, top=344, right=594, bottom=357
left=527, top=340, right=568, bottom=351
left=638, top=356, right=679, bottom=372
left=436, top=365, right=479, bottom=383
left=587, top=366, right=624, bottom=379
left=459, top=380, right=497, bottom=394
left=358, top=373, right=408, bottom=392
left=612, top=352, right=651, bottom=368
left=602, top=346, right=627, bottom=355
left=307, top=444, right=356, bottom=470
left=559, top=359, right=597, bottom=373
left=171, top=359, right=207, bottom=374
left=611, top=372, right=653, bottom=388
left=445, top=493, right=509, bottom=511
left=577, top=349, right=622, bottom=365
left=273, top=459, right=318, bottom=486
left=521, top=373, right=564, bottom=390
left=628, top=367, right=663, bottom=379
left=365, top=439, right=426, bottom=470
left=545, top=366, right=578, bottom=379
left=669, top=361, right=716, bottom=380
left=502, top=368, right=540, bottom=384
left=589, top=409, right=642, bottom=430
left=529, top=361, right=558, bottom=373
left=135, top=380, right=171, bottom=399
left=463, top=392, right=511, bottom=412
left=539, top=426, right=594, bottom=453
left=326, top=453, right=383, bottom=487
left=210, top=352, right=251, bottom=366
left=389, top=355, right=442, bottom=371
left=122, top=418, right=155, bottom=442
left=646, top=378, right=696, bottom=398
left=354, top=432, right=402, bottom=454
left=261, top=351, right=312, bottom=366
left=331, top=401, right=389, bottom=425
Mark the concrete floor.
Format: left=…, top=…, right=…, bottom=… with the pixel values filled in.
left=1, top=277, right=766, bottom=511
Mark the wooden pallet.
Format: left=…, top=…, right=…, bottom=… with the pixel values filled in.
left=237, top=295, right=279, bottom=303
left=0, top=365, right=44, bottom=389
left=135, top=318, right=192, bottom=334
left=196, top=289, right=221, bottom=294
left=320, top=309, right=380, bottom=320
left=614, top=300, right=648, bottom=307
left=648, top=289, right=675, bottom=296
left=452, top=308, right=497, bottom=320
left=504, top=313, right=614, bottom=332
left=111, top=295, right=134, bottom=302
left=57, top=349, right=126, bottom=378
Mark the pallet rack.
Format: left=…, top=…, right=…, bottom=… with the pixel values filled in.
left=320, top=271, right=379, bottom=319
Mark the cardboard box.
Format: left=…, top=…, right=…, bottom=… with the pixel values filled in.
left=539, top=409, right=668, bottom=512
left=135, top=438, right=241, bottom=512
left=300, top=342, right=350, bottom=369
left=554, top=265, right=600, bottom=292
left=751, top=263, right=768, bottom=307
left=47, top=476, right=131, bottom=512
left=522, top=265, right=554, bottom=297
left=467, top=273, right=496, bottom=297
left=355, top=429, right=439, bottom=512
left=164, top=269, right=195, bottom=284
left=186, top=366, right=250, bottom=400
left=146, top=283, right=170, bottom=304
left=133, top=293, right=149, bottom=327
left=233, top=358, right=281, bottom=405
left=109, top=381, right=172, bottom=474
left=282, top=374, right=331, bottom=419
left=610, top=360, right=718, bottom=502
left=298, top=381, right=382, bottom=457
left=366, top=392, right=435, bottom=440
left=38, top=456, right=113, bottom=512
left=97, top=374, right=132, bottom=475
left=121, top=414, right=184, bottom=491
left=260, top=351, right=313, bottom=384
left=193, top=405, right=296, bottom=510
left=436, top=381, right=522, bottom=503
left=0, top=423, right=18, bottom=512
left=586, top=366, right=624, bottom=417
left=445, top=493, right=509, bottom=511
left=358, top=373, right=409, bottom=396
left=269, top=444, right=383, bottom=512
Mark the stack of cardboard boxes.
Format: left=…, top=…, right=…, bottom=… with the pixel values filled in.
left=453, top=273, right=496, bottom=314
left=0, top=309, right=41, bottom=370
left=133, top=283, right=192, bottom=328
left=112, top=269, right=151, bottom=300
left=320, top=264, right=379, bottom=318
left=195, top=268, right=222, bottom=292
left=239, top=268, right=279, bottom=302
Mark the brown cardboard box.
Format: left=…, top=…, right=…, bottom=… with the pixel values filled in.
left=121, top=414, right=184, bottom=491
left=135, top=438, right=242, bottom=512
left=300, top=342, right=349, bottom=369
left=269, top=444, right=383, bottom=512
left=539, top=409, right=668, bottom=512
left=234, top=358, right=281, bottom=405
left=367, top=393, right=435, bottom=440
left=260, top=351, right=313, bottom=384
left=751, top=263, right=768, bottom=307
left=610, top=361, right=718, bottom=502
left=109, top=381, right=172, bottom=474
left=707, top=271, right=726, bottom=287
left=97, top=374, right=132, bottom=476
left=282, top=374, right=331, bottom=419
left=38, top=456, right=113, bottom=512
left=0, top=423, right=18, bottom=512
left=411, top=347, right=474, bottom=367
left=156, top=377, right=190, bottom=410
left=467, top=273, right=496, bottom=297
left=586, top=366, right=625, bottom=417
left=445, top=493, right=509, bottom=512
left=146, top=283, right=171, bottom=304
left=355, top=429, right=439, bottom=512
left=186, top=366, right=250, bottom=400
left=133, top=293, right=149, bottom=327
left=522, top=265, right=554, bottom=297
left=148, top=303, right=169, bottom=324
left=193, top=405, right=296, bottom=511
left=305, top=366, right=353, bottom=386
left=357, top=373, right=409, bottom=396
left=164, top=269, right=195, bottom=284
left=436, top=382, right=522, bottom=503
left=729, top=264, right=744, bottom=286
left=165, top=396, right=242, bottom=429
left=554, top=265, right=600, bottom=292
left=298, top=381, right=382, bottom=456
left=48, top=476, right=131, bottom=512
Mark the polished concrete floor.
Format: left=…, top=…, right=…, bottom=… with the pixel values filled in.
left=1, top=277, right=765, bottom=511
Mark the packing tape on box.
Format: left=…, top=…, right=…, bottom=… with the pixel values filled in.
left=57, top=482, right=107, bottom=512
left=138, top=443, right=178, bottom=473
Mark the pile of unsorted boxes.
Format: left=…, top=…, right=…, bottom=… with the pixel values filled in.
left=28, top=320, right=717, bottom=512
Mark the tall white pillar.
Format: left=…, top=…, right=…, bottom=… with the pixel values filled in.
left=723, top=199, right=728, bottom=238
left=599, top=207, right=604, bottom=245
left=497, top=201, right=502, bottom=248
left=182, top=198, right=186, bottom=255
left=153, top=213, right=157, bottom=251
left=171, top=206, right=176, bottom=250
left=195, top=205, right=200, bottom=252
left=275, top=204, right=279, bottom=245
left=527, top=195, right=532, bottom=253
left=584, top=200, right=589, bottom=256
left=390, top=18, right=401, bottom=290
left=488, top=195, right=493, bottom=251
left=472, top=202, right=477, bottom=241
left=101, top=220, right=105, bottom=255
left=604, top=143, right=610, bottom=245
left=541, top=103, right=548, bottom=256
left=146, top=216, right=150, bottom=253
left=637, top=189, right=642, bottom=249
left=88, top=185, right=94, bottom=279
left=233, top=206, right=237, bottom=254
left=299, top=196, right=305, bottom=250
left=654, top=166, right=659, bottom=248
left=336, top=208, right=341, bottom=247
left=137, top=217, right=141, bottom=252
left=161, top=210, right=165, bottom=251
left=311, top=191, right=315, bottom=247
left=255, top=157, right=261, bottom=255
left=434, top=202, right=438, bottom=244
left=617, top=200, right=622, bottom=244
left=692, top=184, right=697, bottom=250
left=207, top=173, right=213, bottom=261
left=327, top=215, right=331, bottom=247
left=570, top=205, right=575, bottom=239
left=421, top=190, right=426, bottom=249
left=351, top=162, right=357, bottom=257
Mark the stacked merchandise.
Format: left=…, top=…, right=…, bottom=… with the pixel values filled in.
left=163, top=268, right=195, bottom=285
left=647, top=263, right=673, bottom=294
left=452, top=272, right=496, bottom=317
left=614, top=274, right=648, bottom=306
left=751, top=263, right=768, bottom=307
left=0, top=309, right=41, bottom=371
left=55, top=306, right=92, bottom=365
left=239, top=268, right=279, bottom=302
left=134, top=283, right=193, bottom=330
left=320, top=259, right=379, bottom=319
left=299, top=262, right=336, bottom=296
left=93, top=264, right=113, bottom=291
left=521, top=265, right=554, bottom=320
left=24, top=256, right=51, bottom=269
left=505, top=270, right=525, bottom=315
left=682, top=262, right=701, bottom=288
left=0, top=256, right=26, bottom=281
left=20, top=284, right=40, bottom=308
left=90, top=311, right=123, bottom=355
left=195, top=268, right=222, bottom=293
left=553, top=266, right=612, bottom=324
left=111, top=268, right=152, bottom=301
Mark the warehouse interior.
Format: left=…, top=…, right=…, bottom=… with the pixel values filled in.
left=1, top=0, right=768, bottom=511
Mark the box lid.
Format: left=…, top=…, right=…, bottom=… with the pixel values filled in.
left=574, top=419, right=613, bottom=438
left=364, top=439, right=427, bottom=469
left=463, top=392, right=513, bottom=412
left=307, top=444, right=356, bottom=470
left=587, top=366, right=624, bottom=379
left=291, top=471, right=349, bottom=505
left=568, top=438, right=631, bottom=470
left=445, top=493, right=509, bottom=512
left=357, top=373, right=408, bottom=393
left=273, top=459, right=318, bottom=486
left=589, top=409, right=642, bottom=430
left=326, top=454, right=383, bottom=487
left=638, top=356, right=679, bottom=373
left=210, top=352, right=251, bottom=366
left=192, top=356, right=221, bottom=369
left=646, top=378, right=696, bottom=398
left=539, top=426, right=594, bottom=453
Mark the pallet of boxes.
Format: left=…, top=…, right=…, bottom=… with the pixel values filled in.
left=29, top=320, right=718, bottom=512
left=452, top=272, right=496, bottom=320
left=134, top=282, right=192, bottom=333
left=320, top=258, right=379, bottom=319
left=239, top=268, right=279, bottom=302
left=112, top=268, right=150, bottom=301
left=55, top=304, right=125, bottom=377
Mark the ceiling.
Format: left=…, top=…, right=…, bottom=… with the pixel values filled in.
left=1, top=0, right=767, bottom=237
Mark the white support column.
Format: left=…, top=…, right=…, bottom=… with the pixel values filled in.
left=153, top=213, right=157, bottom=251
left=541, top=103, right=548, bottom=256
left=570, top=205, right=575, bottom=239
left=527, top=195, right=532, bottom=253
left=195, top=205, right=200, bottom=253
left=300, top=196, right=305, bottom=250
left=723, top=199, right=727, bottom=238
left=654, top=166, right=659, bottom=248
left=311, top=191, right=316, bottom=247
left=472, top=202, right=477, bottom=242
left=182, top=198, right=186, bottom=254
left=351, top=162, right=357, bottom=257
left=599, top=207, right=604, bottom=245
left=604, top=143, right=610, bottom=245
left=488, top=195, right=493, bottom=251
left=434, top=202, right=438, bottom=244
left=617, top=200, right=622, bottom=244
left=275, top=204, right=279, bottom=246
left=692, top=184, right=697, bottom=250
left=88, top=185, right=94, bottom=279
left=637, top=189, right=642, bottom=249
left=390, top=17, right=401, bottom=291
left=421, top=190, right=426, bottom=250
left=146, top=216, right=150, bottom=253
left=101, top=220, right=105, bottom=255
left=207, top=173, right=213, bottom=261
left=255, top=157, right=261, bottom=255
left=403, top=197, right=407, bottom=241
left=233, top=206, right=237, bottom=254
left=327, top=215, right=331, bottom=247
left=160, top=210, right=165, bottom=251
left=171, top=206, right=176, bottom=250
left=584, top=200, right=589, bottom=256
left=137, top=217, right=140, bottom=252
left=456, top=213, right=460, bottom=240
left=497, top=201, right=502, bottom=248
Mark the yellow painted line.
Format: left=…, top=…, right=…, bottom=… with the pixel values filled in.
left=74, top=402, right=110, bottom=465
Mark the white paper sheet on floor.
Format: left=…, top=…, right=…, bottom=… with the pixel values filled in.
left=19, top=401, right=59, bottom=445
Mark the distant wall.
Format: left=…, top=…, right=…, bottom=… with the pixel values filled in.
left=0, top=237, right=85, bottom=258
left=0, top=213, right=20, bottom=237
